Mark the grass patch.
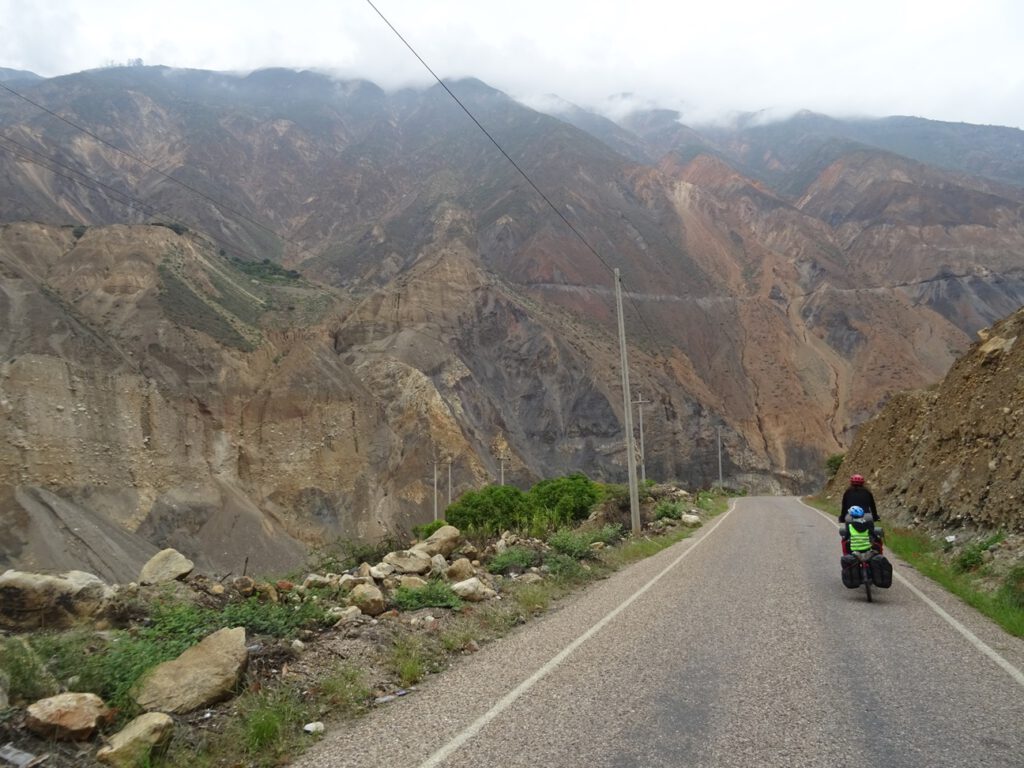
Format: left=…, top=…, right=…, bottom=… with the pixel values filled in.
left=219, top=596, right=329, bottom=638
left=510, top=583, right=551, bottom=615
left=314, top=664, right=371, bottom=719
left=391, top=581, right=463, bottom=611
left=0, top=637, right=57, bottom=703
left=601, top=527, right=695, bottom=569
left=387, top=634, right=443, bottom=687
left=439, top=618, right=483, bottom=653
left=885, top=527, right=1024, bottom=638
left=487, top=546, right=541, bottom=574
left=231, top=686, right=313, bottom=764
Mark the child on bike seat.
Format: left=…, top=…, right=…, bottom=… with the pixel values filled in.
left=840, top=505, right=882, bottom=555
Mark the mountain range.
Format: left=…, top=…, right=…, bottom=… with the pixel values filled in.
left=1, top=65, right=1022, bottom=576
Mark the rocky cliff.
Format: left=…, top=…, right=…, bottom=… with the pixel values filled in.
left=828, top=305, right=1024, bottom=532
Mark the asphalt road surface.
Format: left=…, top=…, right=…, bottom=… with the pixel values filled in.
left=295, top=497, right=1024, bottom=768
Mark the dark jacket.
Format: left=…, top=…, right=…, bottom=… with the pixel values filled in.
left=840, top=485, right=878, bottom=523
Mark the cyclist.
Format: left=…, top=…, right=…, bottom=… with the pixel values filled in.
left=839, top=473, right=878, bottom=523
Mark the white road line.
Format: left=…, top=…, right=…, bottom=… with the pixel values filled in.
left=797, top=497, right=1024, bottom=689
left=417, top=500, right=738, bottom=768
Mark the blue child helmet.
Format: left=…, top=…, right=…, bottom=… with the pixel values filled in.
left=848, top=505, right=865, bottom=518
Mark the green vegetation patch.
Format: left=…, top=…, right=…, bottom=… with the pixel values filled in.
left=230, top=257, right=302, bottom=283
left=158, top=264, right=254, bottom=351
left=487, top=546, right=542, bottom=574
left=444, top=474, right=603, bottom=537
left=391, top=581, right=463, bottom=611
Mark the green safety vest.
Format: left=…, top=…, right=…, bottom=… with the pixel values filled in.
left=849, top=523, right=872, bottom=551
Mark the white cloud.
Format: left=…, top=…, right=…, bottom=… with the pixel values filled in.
left=1, top=0, right=1022, bottom=128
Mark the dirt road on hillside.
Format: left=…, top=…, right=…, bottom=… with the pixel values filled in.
left=294, top=497, right=1024, bottom=768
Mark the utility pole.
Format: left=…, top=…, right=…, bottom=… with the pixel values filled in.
left=615, top=269, right=641, bottom=535
left=717, top=426, right=723, bottom=490
left=499, top=452, right=506, bottom=486
left=634, top=392, right=651, bottom=484
left=447, top=457, right=452, bottom=508
left=432, top=452, right=439, bottom=521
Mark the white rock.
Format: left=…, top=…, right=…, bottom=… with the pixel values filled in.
left=139, top=549, right=194, bottom=586
left=303, top=721, right=325, bottom=734
left=451, top=577, right=497, bottom=602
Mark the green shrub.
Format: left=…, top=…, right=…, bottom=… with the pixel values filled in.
left=999, top=565, right=1024, bottom=610
left=487, top=546, right=541, bottom=574
left=528, top=474, right=601, bottom=524
left=954, top=534, right=1004, bottom=573
left=547, top=529, right=595, bottom=560
left=412, top=519, right=448, bottom=541
left=392, top=581, right=462, bottom=611
left=543, top=553, right=586, bottom=582
left=0, top=638, right=57, bottom=703
left=599, top=483, right=630, bottom=510
left=654, top=500, right=683, bottom=520
left=589, top=523, right=623, bottom=546
left=234, top=686, right=312, bottom=756
left=445, top=485, right=535, bottom=536
left=219, top=597, right=327, bottom=638
left=826, top=453, right=845, bottom=478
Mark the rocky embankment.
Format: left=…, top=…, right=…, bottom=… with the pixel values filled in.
left=0, top=491, right=706, bottom=766
left=828, top=305, right=1024, bottom=533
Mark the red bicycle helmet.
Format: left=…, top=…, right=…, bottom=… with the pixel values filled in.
left=850, top=474, right=865, bottom=486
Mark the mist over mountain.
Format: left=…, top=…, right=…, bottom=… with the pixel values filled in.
left=2, top=65, right=1022, bottom=574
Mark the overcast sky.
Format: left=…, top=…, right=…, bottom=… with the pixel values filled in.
left=2, top=0, right=1022, bottom=128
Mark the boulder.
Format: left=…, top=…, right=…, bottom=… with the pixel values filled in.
left=451, top=577, right=497, bottom=602
left=430, top=554, right=449, bottom=578
left=139, top=549, right=194, bottom=585
left=97, top=712, right=174, bottom=767
left=398, top=575, right=428, bottom=589
left=446, top=558, right=475, bottom=582
left=382, top=550, right=432, bottom=575
left=0, top=570, right=113, bottom=630
left=134, top=627, right=248, bottom=714
left=302, top=573, right=335, bottom=590
left=518, top=572, right=544, bottom=584
left=232, top=576, right=256, bottom=596
left=369, top=563, right=395, bottom=580
left=412, top=525, right=461, bottom=557
left=680, top=514, right=702, bottom=527
left=337, top=574, right=372, bottom=593
left=25, top=692, right=111, bottom=741
left=331, top=606, right=363, bottom=625
left=348, top=584, right=386, bottom=616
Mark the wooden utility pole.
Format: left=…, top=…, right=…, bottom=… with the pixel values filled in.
left=717, top=426, right=723, bottom=490
left=432, top=452, right=439, bottom=521
left=634, top=392, right=651, bottom=484
left=615, top=269, right=641, bottom=535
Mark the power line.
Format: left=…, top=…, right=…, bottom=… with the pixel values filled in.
left=0, top=80, right=320, bottom=262
left=364, top=1, right=620, bottom=281
left=363, top=0, right=669, bottom=360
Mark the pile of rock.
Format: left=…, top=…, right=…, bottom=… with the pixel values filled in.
left=0, top=523, right=535, bottom=762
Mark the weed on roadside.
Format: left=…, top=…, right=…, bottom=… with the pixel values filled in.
left=392, top=581, right=463, bottom=611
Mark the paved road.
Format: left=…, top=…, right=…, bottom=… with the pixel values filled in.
left=295, top=497, right=1024, bottom=767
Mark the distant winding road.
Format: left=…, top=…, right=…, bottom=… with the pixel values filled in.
left=295, top=497, right=1024, bottom=768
